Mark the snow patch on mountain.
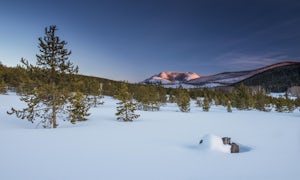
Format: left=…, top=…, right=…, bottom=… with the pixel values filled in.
left=142, top=72, right=200, bottom=84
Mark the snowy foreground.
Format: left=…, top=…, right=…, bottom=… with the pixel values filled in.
left=1, top=93, right=300, bottom=180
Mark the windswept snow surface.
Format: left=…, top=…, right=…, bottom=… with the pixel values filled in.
left=1, top=93, right=300, bottom=180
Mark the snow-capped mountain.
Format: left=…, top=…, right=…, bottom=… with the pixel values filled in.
left=142, top=72, right=200, bottom=84
left=142, top=61, right=300, bottom=88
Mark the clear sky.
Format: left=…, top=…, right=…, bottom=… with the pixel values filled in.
left=0, top=0, right=300, bottom=82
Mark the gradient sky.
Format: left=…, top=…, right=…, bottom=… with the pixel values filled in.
left=1, top=0, right=300, bottom=82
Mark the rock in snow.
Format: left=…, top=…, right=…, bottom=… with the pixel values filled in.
left=199, top=134, right=240, bottom=153
left=199, top=134, right=232, bottom=153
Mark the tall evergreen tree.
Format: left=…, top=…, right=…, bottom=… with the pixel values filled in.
left=295, top=97, right=300, bottom=109
left=135, top=85, right=150, bottom=110
left=0, top=63, right=5, bottom=94
left=8, top=25, right=89, bottom=128
left=168, top=89, right=177, bottom=103
left=176, top=87, right=190, bottom=112
left=275, top=97, right=285, bottom=112
left=233, top=84, right=253, bottom=110
left=227, top=100, right=232, bottom=113
left=156, top=83, right=167, bottom=105
left=254, top=89, right=266, bottom=111
left=148, top=86, right=160, bottom=111
left=91, top=81, right=104, bottom=107
left=115, top=83, right=140, bottom=122
left=0, top=79, right=6, bottom=94
left=202, top=95, right=211, bottom=112
left=285, top=93, right=295, bottom=112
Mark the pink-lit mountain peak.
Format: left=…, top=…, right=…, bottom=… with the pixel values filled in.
left=144, top=71, right=200, bottom=84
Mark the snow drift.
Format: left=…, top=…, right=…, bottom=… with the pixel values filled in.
left=199, top=134, right=231, bottom=153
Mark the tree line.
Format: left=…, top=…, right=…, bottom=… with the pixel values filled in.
left=1, top=25, right=299, bottom=128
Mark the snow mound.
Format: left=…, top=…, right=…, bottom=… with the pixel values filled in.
left=199, top=134, right=231, bottom=153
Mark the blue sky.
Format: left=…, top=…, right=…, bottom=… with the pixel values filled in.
left=0, top=0, right=300, bottom=82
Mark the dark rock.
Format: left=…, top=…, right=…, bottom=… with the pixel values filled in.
left=199, top=139, right=203, bottom=144
left=231, top=143, right=239, bottom=153
left=222, top=137, right=231, bottom=145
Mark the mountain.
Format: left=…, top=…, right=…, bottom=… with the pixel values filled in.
left=142, top=72, right=200, bottom=84
left=142, top=62, right=300, bottom=90
left=234, top=62, right=300, bottom=91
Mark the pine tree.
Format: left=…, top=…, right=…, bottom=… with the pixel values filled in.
left=156, top=83, right=167, bottom=105
left=91, top=81, right=104, bottom=107
left=135, top=85, right=150, bottom=110
left=233, top=84, right=253, bottom=110
left=115, top=83, right=140, bottom=122
left=254, top=89, right=266, bottom=111
left=0, top=79, right=6, bottom=94
left=195, top=97, right=202, bottom=107
left=295, top=97, right=300, bottom=109
left=135, top=85, right=161, bottom=111
left=168, top=89, right=177, bottom=103
left=176, top=87, right=190, bottom=112
left=285, top=93, right=295, bottom=112
left=275, top=97, right=285, bottom=112
left=68, top=92, right=91, bottom=124
left=168, top=94, right=176, bottom=103
left=148, top=86, right=160, bottom=111
left=7, top=25, right=89, bottom=128
left=202, top=95, right=211, bottom=112
left=227, top=100, right=232, bottom=113
left=0, top=63, right=6, bottom=94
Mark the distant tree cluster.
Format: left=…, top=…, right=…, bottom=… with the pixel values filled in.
left=189, top=84, right=298, bottom=113
left=133, top=84, right=164, bottom=111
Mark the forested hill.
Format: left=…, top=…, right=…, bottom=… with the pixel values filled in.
left=0, top=63, right=121, bottom=96
left=234, top=62, right=300, bottom=92
left=1, top=61, right=300, bottom=94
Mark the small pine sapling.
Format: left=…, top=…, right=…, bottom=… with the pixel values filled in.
left=68, top=92, right=91, bottom=124
left=115, top=83, right=140, bottom=122
left=92, top=82, right=104, bottom=107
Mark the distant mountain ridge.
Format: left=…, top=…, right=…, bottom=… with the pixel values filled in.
left=143, top=72, right=200, bottom=84
left=142, top=61, right=300, bottom=89
left=234, top=62, right=300, bottom=91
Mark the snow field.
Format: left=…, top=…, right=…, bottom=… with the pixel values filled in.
left=0, top=93, right=300, bottom=180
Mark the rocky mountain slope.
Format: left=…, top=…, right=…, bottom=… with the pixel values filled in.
left=142, top=72, right=200, bottom=84
left=142, top=61, right=300, bottom=89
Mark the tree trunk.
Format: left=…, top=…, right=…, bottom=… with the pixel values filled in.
left=52, top=85, right=57, bottom=128
left=52, top=104, right=57, bottom=128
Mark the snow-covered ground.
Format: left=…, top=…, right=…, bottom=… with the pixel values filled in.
left=1, top=93, right=300, bottom=180
left=268, top=92, right=298, bottom=100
